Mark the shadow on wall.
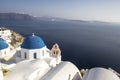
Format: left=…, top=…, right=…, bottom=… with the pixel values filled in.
left=69, top=72, right=82, bottom=80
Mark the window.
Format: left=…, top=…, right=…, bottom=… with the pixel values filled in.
left=24, top=52, right=27, bottom=59
left=34, top=53, right=37, bottom=59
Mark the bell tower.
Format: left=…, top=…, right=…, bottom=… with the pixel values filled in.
left=51, top=43, right=61, bottom=64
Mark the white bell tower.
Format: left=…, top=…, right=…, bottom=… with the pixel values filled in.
left=51, top=43, right=61, bottom=64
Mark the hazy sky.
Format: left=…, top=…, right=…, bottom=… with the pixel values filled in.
left=0, top=0, right=120, bottom=22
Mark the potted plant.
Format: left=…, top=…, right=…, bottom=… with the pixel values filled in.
left=2, top=68, right=9, bottom=76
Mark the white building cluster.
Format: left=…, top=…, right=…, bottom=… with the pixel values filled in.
left=0, top=27, right=12, bottom=43
left=0, top=33, right=82, bottom=80
left=0, top=28, right=15, bottom=60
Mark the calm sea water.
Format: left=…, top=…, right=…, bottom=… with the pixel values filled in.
left=1, top=20, right=120, bottom=72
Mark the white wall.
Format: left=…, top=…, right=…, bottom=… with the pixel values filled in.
left=56, top=55, right=61, bottom=64
left=0, top=48, right=10, bottom=58
left=0, top=70, right=4, bottom=80
left=21, top=46, right=50, bottom=60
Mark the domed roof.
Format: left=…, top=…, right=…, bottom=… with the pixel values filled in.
left=83, top=67, right=120, bottom=80
left=0, top=38, right=4, bottom=41
left=0, top=38, right=8, bottom=50
left=21, top=35, right=46, bottom=49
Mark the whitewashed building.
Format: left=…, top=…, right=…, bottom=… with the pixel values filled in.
left=16, top=34, right=61, bottom=66
left=20, top=34, right=49, bottom=60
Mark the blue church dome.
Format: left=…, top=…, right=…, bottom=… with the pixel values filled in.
left=0, top=38, right=8, bottom=50
left=0, top=38, right=4, bottom=41
left=21, top=35, right=46, bottom=49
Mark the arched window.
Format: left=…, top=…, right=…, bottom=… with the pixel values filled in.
left=53, top=51, right=56, bottom=55
left=24, top=52, right=27, bottom=59
left=34, top=53, right=37, bottom=59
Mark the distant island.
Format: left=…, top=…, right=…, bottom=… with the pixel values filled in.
left=0, top=13, right=63, bottom=21
left=0, top=13, right=109, bottom=24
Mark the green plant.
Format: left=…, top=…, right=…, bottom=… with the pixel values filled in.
left=2, top=68, right=9, bottom=76
left=2, top=69, right=9, bottom=73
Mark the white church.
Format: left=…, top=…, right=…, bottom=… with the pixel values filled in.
left=0, top=33, right=82, bottom=80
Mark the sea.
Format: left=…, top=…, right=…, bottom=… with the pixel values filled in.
left=0, top=19, right=120, bottom=72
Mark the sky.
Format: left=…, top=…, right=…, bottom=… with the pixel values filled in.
left=0, top=0, right=120, bottom=22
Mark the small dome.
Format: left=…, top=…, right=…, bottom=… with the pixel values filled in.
left=0, top=38, right=4, bottom=41
left=83, top=67, right=120, bottom=80
left=21, top=35, right=46, bottom=49
left=0, top=38, right=8, bottom=50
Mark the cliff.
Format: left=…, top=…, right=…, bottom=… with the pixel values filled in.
left=10, top=30, right=24, bottom=48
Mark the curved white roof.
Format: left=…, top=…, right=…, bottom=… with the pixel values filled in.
left=5, top=59, right=50, bottom=80
left=41, top=61, right=82, bottom=80
left=83, top=67, right=120, bottom=80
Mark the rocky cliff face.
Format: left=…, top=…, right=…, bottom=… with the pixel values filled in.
left=10, top=30, right=24, bottom=48
left=0, top=13, right=34, bottom=20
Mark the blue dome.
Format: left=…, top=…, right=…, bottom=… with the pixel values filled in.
left=21, top=35, right=46, bottom=49
left=0, top=38, right=4, bottom=41
left=0, top=39, right=8, bottom=50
